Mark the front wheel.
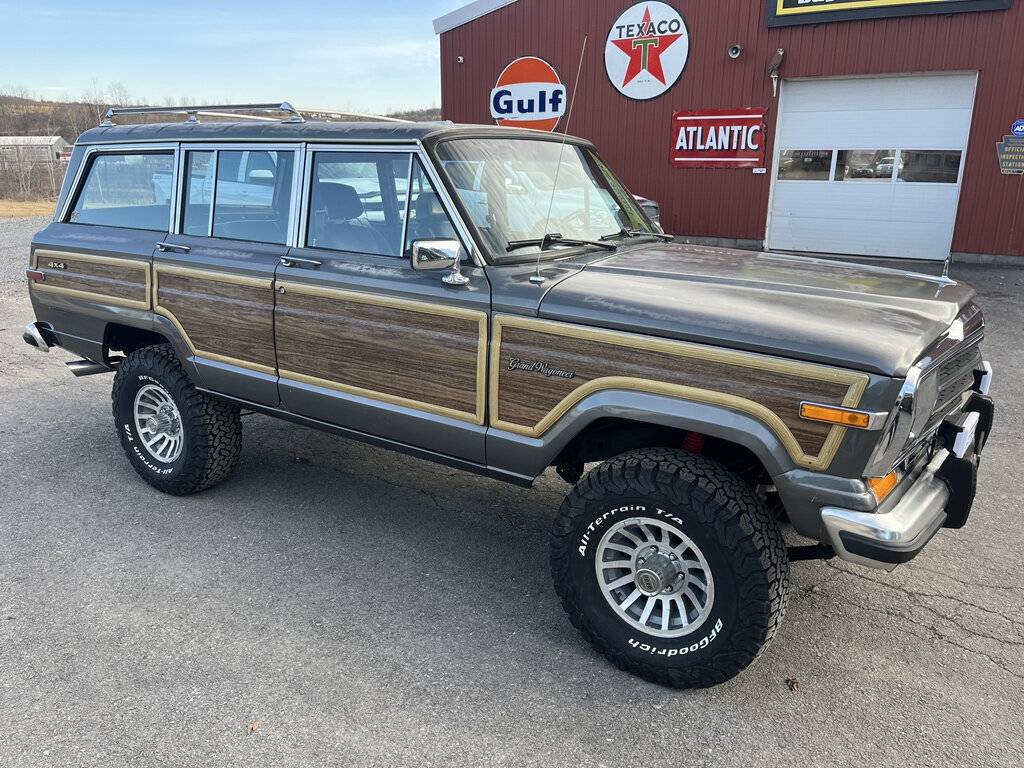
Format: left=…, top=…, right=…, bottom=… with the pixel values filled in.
left=550, top=448, right=789, bottom=688
left=112, top=344, right=242, bottom=496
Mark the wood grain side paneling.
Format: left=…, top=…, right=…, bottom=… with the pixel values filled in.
left=490, top=316, right=869, bottom=471
left=154, top=267, right=276, bottom=374
left=275, top=283, right=487, bottom=424
left=31, top=250, right=149, bottom=309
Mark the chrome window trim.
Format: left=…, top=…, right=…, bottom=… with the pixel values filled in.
left=59, top=142, right=180, bottom=232
left=175, top=142, right=302, bottom=245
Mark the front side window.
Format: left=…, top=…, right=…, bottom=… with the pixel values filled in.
left=434, top=138, right=654, bottom=262
left=69, top=152, right=174, bottom=230
left=404, top=158, right=460, bottom=253
left=306, top=151, right=410, bottom=257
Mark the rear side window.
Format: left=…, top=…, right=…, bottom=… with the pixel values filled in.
left=69, top=152, right=174, bottom=230
left=179, top=149, right=295, bottom=244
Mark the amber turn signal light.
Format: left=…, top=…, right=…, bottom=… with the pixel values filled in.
left=866, top=471, right=900, bottom=503
left=799, top=403, right=872, bottom=429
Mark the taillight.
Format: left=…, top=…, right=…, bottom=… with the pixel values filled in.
left=26, top=269, right=45, bottom=282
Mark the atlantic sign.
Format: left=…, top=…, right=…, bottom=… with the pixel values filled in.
left=672, top=110, right=767, bottom=169
left=490, top=56, right=566, bottom=132
left=767, top=0, right=1014, bottom=27
left=605, top=2, right=690, bottom=101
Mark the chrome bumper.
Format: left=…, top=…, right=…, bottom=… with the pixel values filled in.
left=822, top=450, right=952, bottom=571
left=23, top=321, right=52, bottom=352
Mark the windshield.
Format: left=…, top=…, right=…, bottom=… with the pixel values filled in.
left=434, top=138, right=656, bottom=262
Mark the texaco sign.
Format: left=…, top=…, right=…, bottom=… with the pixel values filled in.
left=605, top=2, right=690, bottom=101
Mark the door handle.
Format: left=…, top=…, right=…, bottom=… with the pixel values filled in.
left=280, top=256, right=323, bottom=268
left=157, top=242, right=191, bottom=254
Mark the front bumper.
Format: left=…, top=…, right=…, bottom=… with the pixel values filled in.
left=820, top=390, right=993, bottom=571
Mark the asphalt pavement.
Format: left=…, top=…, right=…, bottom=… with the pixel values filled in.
left=1, top=215, right=1022, bottom=767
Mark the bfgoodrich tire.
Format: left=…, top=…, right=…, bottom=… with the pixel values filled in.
left=550, top=448, right=789, bottom=688
left=112, top=344, right=242, bottom=496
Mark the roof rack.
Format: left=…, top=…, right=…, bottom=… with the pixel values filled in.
left=100, top=102, right=305, bottom=127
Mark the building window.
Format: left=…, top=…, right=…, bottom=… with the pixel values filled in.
left=898, top=150, right=962, bottom=184
left=834, top=150, right=896, bottom=182
left=777, top=150, right=833, bottom=181
left=68, top=152, right=174, bottom=231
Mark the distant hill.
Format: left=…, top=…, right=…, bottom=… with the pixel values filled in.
left=0, top=94, right=443, bottom=143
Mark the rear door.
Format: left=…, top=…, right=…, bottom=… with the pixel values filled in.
left=155, top=144, right=301, bottom=405
left=273, top=145, right=490, bottom=463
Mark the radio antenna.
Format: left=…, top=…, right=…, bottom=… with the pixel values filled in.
left=532, top=35, right=589, bottom=285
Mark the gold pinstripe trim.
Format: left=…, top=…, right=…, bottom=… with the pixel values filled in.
left=277, top=281, right=489, bottom=425
left=488, top=315, right=870, bottom=471
left=153, top=264, right=276, bottom=375
left=30, top=249, right=151, bottom=310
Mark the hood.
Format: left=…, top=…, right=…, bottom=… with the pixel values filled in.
left=538, top=243, right=976, bottom=376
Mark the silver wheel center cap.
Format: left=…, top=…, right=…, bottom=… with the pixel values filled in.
left=634, top=551, right=681, bottom=596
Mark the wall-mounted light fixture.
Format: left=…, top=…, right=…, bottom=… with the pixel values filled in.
left=767, top=48, right=785, bottom=98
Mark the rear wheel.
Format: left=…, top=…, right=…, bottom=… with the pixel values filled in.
left=550, top=448, right=789, bottom=688
left=112, top=344, right=242, bottom=495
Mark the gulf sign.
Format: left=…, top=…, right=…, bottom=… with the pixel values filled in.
left=671, top=109, right=767, bottom=169
left=490, top=56, right=566, bottom=132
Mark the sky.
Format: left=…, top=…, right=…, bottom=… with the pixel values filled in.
left=0, top=0, right=468, bottom=113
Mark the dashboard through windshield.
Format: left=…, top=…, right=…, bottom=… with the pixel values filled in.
left=433, top=137, right=656, bottom=263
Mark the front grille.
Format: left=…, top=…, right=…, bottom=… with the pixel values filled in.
left=925, top=342, right=983, bottom=430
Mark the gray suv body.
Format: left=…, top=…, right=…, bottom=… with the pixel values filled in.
left=24, top=106, right=995, bottom=688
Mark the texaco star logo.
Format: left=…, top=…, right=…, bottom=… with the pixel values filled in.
left=605, top=2, right=690, bottom=101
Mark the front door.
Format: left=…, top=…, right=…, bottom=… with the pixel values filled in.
left=273, top=147, right=490, bottom=463
left=155, top=145, right=300, bottom=405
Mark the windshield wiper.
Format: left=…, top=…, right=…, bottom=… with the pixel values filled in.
left=506, top=233, right=618, bottom=253
left=600, top=227, right=673, bottom=242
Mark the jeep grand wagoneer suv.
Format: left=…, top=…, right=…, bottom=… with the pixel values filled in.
left=24, top=103, right=995, bottom=688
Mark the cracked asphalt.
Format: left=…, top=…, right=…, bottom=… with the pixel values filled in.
left=1, top=215, right=1022, bottom=767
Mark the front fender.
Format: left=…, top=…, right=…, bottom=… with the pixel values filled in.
left=486, top=388, right=797, bottom=481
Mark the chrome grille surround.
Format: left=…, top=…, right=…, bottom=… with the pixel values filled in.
left=865, top=303, right=985, bottom=477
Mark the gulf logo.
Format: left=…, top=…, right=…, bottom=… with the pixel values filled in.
left=490, top=56, right=567, bottom=132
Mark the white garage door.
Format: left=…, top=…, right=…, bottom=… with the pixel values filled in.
left=767, top=73, right=977, bottom=260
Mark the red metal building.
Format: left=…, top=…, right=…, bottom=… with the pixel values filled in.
left=435, top=0, right=1024, bottom=262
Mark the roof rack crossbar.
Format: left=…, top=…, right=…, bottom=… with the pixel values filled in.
left=100, top=102, right=304, bottom=127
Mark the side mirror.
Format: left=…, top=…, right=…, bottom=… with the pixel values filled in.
left=411, top=239, right=460, bottom=271
left=411, top=239, right=469, bottom=286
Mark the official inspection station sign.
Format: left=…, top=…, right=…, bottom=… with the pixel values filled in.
left=997, top=136, right=1024, bottom=174
left=672, top=109, right=767, bottom=169
left=767, top=0, right=1014, bottom=27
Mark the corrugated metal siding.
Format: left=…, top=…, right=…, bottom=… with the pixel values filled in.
left=440, top=0, right=1024, bottom=257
